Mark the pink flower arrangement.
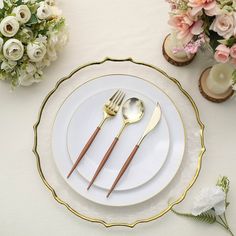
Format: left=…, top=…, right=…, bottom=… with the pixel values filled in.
left=167, top=0, right=236, bottom=67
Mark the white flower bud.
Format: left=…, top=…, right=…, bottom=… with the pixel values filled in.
left=3, top=39, right=24, bottom=61
left=12, top=5, right=31, bottom=24
left=0, top=16, right=20, bottom=37
left=27, top=42, right=46, bottom=62
left=36, top=2, right=52, bottom=20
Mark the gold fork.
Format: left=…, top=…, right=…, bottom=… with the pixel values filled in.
left=67, top=89, right=125, bottom=178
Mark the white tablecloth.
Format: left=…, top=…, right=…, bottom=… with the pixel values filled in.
left=0, top=1, right=235, bottom=235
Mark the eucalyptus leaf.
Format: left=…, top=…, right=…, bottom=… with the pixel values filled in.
left=26, top=14, right=38, bottom=26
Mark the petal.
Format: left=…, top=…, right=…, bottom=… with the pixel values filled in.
left=216, top=44, right=230, bottom=53
left=214, top=200, right=226, bottom=215
left=190, top=6, right=202, bottom=16
left=191, top=20, right=203, bottom=35
left=204, top=1, right=216, bottom=11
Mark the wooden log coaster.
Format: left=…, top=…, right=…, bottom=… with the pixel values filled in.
left=199, top=67, right=234, bottom=103
left=162, top=34, right=196, bottom=67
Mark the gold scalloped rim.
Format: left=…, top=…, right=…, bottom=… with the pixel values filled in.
left=33, top=57, right=206, bottom=228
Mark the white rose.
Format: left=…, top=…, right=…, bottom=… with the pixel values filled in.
left=12, top=5, right=31, bottom=24
left=3, top=39, right=24, bottom=61
left=48, top=29, right=68, bottom=51
left=0, top=37, right=3, bottom=50
left=26, top=63, right=37, bottom=75
left=18, top=71, right=34, bottom=86
left=46, top=46, right=57, bottom=61
left=1, top=60, right=17, bottom=72
left=210, top=14, right=234, bottom=39
left=18, top=63, right=39, bottom=86
left=50, top=6, right=62, bottom=17
left=36, top=2, right=52, bottom=20
left=57, top=31, right=68, bottom=50
left=27, top=42, right=46, bottom=62
left=191, top=186, right=226, bottom=216
left=0, top=16, right=20, bottom=37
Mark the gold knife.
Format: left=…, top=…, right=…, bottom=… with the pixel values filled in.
left=107, top=103, right=162, bottom=198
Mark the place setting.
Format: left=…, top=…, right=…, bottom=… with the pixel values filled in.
left=1, top=0, right=236, bottom=234
left=33, top=59, right=204, bottom=226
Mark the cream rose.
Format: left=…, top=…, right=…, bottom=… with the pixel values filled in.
left=3, top=39, right=24, bottom=61
left=0, top=16, right=20, bottom=37
left=210, top=14, right=234, bottom=39
left=12, top=5, right=31, bottom=24
left=37, top=2, right=52, bottom=20
left=27, top=42, right=46, bottom=62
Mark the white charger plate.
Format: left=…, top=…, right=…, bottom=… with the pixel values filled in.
left=66, top=89, right=170, bottom=191
left=51, top=74, right=185, bottom=207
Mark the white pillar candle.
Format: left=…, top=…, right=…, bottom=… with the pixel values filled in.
left=169, top=30, right=190, bottom=59
left=206, top=63, right=234, bottom=95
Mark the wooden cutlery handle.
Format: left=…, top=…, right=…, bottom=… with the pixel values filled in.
left=67, top=127, right=101, bottom=178
left=87, top=137, right=119, bottom=190
left=107, top=144, right=140, bottom=198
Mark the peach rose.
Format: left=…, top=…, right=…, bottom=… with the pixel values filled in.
left=168, top=12, right=203, bottom=44
left=214, top=44, right=230, bottom=63
left=188, top=0, right=216, bottom=16
left=230, top=44, right=236, bottom=59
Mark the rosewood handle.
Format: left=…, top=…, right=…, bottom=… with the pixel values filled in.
left=67, top=127, right=101, bottom=178
left=87, top=137, right=119, bottom=190
left=107, top=144, right=140, bottom=198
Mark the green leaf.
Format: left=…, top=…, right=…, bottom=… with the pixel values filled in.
left=26, top=14, right=38, bottom=26
left=226, top=38, right=236, bottom=47
left=171, top=209, right=217, bottom=224
left=16, top=0, right=23, bottom=5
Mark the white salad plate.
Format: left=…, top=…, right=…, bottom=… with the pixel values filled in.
left=66, top=89, right=170, bottom=191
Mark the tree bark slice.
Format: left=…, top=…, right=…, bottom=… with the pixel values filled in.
left=199, top=67, right=234, bottom=103
left=162, top=34, right=196, bottom=67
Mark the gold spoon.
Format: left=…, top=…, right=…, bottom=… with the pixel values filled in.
left=107, top=103, right=162, bottom=197
left=87, top=97, right=145, bottom=190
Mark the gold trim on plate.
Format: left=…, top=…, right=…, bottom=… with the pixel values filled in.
left=33, top=57, right=206, bottom=228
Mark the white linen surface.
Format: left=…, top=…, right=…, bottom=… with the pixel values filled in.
left=0, top=0, right=235, bottom=235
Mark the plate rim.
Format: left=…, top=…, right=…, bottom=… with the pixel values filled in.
left=33, top=57, right=205, bottom=228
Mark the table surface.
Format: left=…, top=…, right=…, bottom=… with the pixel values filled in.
left=0, top=1, right=236, bottom=235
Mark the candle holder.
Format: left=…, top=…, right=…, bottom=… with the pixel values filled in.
left=162, top=34, right=196, bottom=67
left=199, top=64, right=234, bottom=103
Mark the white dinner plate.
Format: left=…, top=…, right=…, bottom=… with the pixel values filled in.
left=52, top=74, right=185, bottom=207
left=66, top=89, right=170, bottom=191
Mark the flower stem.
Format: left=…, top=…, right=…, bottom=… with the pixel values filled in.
left=217, top=215, right=234, bottom=236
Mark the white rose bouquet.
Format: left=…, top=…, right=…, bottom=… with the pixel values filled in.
left=172, top=176, right=234, bottom=236
left=0, top=0, right=68, bottom=87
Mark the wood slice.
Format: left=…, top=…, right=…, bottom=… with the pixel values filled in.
left=199, top=67, right=234, bottom=103
left=162, top=34, right=196, bottom=67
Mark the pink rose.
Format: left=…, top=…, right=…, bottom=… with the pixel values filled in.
left=168, top=12, right=203, bottom=44
left=214, top=44, right=230, bottom=63
left=210, top=14, right=234, bottom=39
left=188, top=0, right=216, bottom=16
left=230, top=44, right=236, bottom=59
